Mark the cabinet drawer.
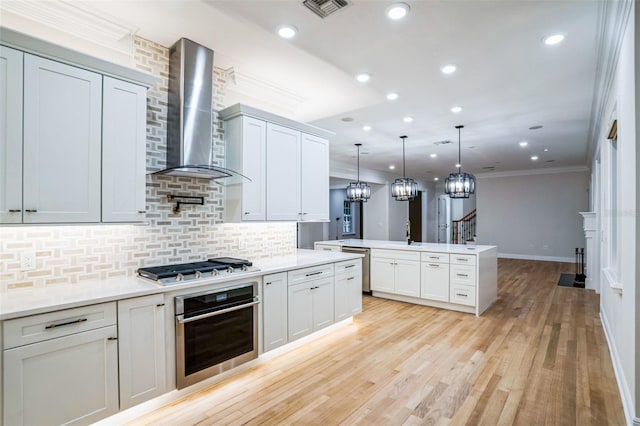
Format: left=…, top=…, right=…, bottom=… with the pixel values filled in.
left=3, top=302, right=117, bottom=349
left=334, top=259, right=361, bottom=275
left=315, top=244, right=341, bottom=252
left=288, top=263, right=334, bottom=285
left=371, top=249, right=420, bottom=261
left=450, top=284, right=476, bottom=306
left=451, top=254, right=477, bottom=265
left=450, top=264, right=476, bottom=286
left=421, top=252, right=450, bottom=263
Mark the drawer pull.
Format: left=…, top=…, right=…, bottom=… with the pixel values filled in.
left=305, top=271, right=323, bottom=277
left=323, top=248, right=332, bottom=251
left=428, top=264, right=440, bottom=267
left=107, top=337, right=118, bottom=341
left=265, top=282, right=272, bottom=286
left=456, top=258, right=468, bottom=262
left=345, top=264, right=356, bottom=268
left=457, top=273, right=469, bottom=277
left=429, top=256, right=439, bottom=259
left=455, top=293, right=468, bottom=297
left=347, top=277, right=355, bottom=280
left=25, top=209, right=38, bottom=213
left=45, top=318, right=87, bottom=330
left=156, top=303, right=165, bottom=307
left=138, top=210, right=146, bottom=214
left=244, top=212, right=250, bottom=215
left=9, top=209, right=21, bottom=213
left=310, top=286, right=319, bottom=290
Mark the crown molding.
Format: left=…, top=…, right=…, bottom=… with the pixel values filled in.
left=586, top=0, right=633, bottom=165
left=475, top=165, right=589, bottom=179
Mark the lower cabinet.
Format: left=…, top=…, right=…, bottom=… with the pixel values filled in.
left=371, top=250, right=420, bottom=297
left=262, top=272, right=288, bottom=352
left=3, top=303, right=119, bottom=426
left=117, top=294, right=167, bottom=410
left=288, top=276, right=334, bottom=341
left=335, top=259, right=363, bottom=321
left=421, top=262, right=450, bottom=302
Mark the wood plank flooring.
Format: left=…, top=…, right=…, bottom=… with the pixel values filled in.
left=128, top=259, right=625, bottom=425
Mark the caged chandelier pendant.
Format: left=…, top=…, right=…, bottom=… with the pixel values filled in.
left=445, top=125, right=476, bottom=198
left=346, top=143, right=371, bottom=202
left=391, top=135, right=418, bottom=201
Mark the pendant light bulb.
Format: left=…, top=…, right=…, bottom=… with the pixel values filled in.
left=346, top=143, right=371, bottom=202
left=445, top=125, right=476, bottom=198
left=391, top=135, right=418, bottom=201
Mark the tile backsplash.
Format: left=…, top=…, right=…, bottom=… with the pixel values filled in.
left=0, top=36, right=297, bottom=292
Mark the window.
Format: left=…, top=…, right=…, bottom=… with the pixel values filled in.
left=343, top=201, right=353, bottom=234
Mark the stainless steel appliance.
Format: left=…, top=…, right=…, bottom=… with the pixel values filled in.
left=341, top=246, right=370, bottom=293
left=137, top=257, right=259, bottom=285
left=175, top=281, right=259, bottom=389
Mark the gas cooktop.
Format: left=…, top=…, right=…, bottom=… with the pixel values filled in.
left=137, top=257, right=259, bottom=285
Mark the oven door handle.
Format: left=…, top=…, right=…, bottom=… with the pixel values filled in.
left=176, top=298, right=260, bottom=324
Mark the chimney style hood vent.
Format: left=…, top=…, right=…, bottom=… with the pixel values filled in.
left=153, top=38, right=248, bottom=182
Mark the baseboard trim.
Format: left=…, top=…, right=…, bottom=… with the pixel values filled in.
left=497, top=253, right=575, bottom=263
left=600, top=310, right=636, bottom=425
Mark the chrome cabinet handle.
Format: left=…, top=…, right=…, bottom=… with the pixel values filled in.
left=9, top=209, right=21, bottom=213
left=455, top=293, right=467, bottom=297
left=25, top=209, right=38, bottom=213
left=457, top=273, right=468, bottom=277
left=345, top=265, right=355, bottom=268
left=45, top=318, right=87, bottom=330
left=456, top=258, right=468, bottom=262
left=429, top=256, right=439, bottom=259
left=305, top=271, right=323, bottom=277
left=177, top=299, right=259, bottom=324
left=107, top=337, right=118, bottom=341
left=428, top=264, right=440, bottom=267
left=347, top=277, right=355, bottom=281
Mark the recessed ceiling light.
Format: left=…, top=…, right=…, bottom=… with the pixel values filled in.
left=434, top=177, right=439, bottom=181
left=356, top=73, right=371, bottom=83
left=430, top=153, right=437, bottom=158
left=544, top=148, right=549, bottom=152
left=277, top=25, right=297, bottom=39
left=341, top=117, right=354, bottom=122
left=543, top=34, right=565, bottom=46
left=519, top=141, right=528, bottom=147
left=389, top=165, right=395, bottom=170
left=529, top=125, right=543, bottom=130
left=441, top=64, right=457, bottom=74
left=362, top=125, right=372, bottom=131
left=386, top=92, right=399, bottom=101
left=403, top=116, right=413, bottom=123
left=531, top=155, right=539, bottom=161
left=451, top=106, right=463, bottom=113
left=386, top=2, right=410, bottom=20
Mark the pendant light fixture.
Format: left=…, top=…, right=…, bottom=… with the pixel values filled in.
left=346, top=143, right=371, bottom=202
left=445, top=125, right=476, bottom=198
left=391, top=135, right=418, bottom=201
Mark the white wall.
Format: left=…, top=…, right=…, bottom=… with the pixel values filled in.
left=362, top=183, right=388, bottom=240
left=476, top=171, right=589, bottom=261
left=388, top=197, right=409, bottom=242
left=594, top=2, right=638, bottom=423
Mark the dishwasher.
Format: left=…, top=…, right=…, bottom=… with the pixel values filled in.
left=341, top=246, right=371, bottom=293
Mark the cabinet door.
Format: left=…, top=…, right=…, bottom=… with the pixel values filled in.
left=117, top=294, right=166, bottom=410
left=312, top=277, right=334, bottom=331
left=370, top=257, right=395, bottom=293
left=266, top=123, right=300, bottom=221
left=288, top=282, right=313, bottom=340
left=347, top=272, right=363, bottom=315
left=102, top=77, right=147, bottom=222
left=395, top=259, right=421, bottom=297
left=263, top=272, right=288, bottom=352
left=0, top=46, right=23, bottom=224
left=421, top=262, right=450, bottom=302
left=335, top=272, right=362, bottom=321
left=241, top=116, right=267, bottom=220
left=300, top=133, right=329, bottom=221
left=23, top=54, right=102, bottom=223
left=3, top=326, right=119, bottom=426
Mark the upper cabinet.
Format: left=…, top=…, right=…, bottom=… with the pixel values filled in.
left=0, top=29, right=155, bottom=225
left=221, top=104, right=332, bottom=223
left=0, top=46, right=23, bottom=224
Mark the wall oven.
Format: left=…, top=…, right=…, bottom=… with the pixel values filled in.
left=175, top=281, right=259, bottom=389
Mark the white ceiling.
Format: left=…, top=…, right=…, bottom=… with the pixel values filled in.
left=7, top=0, right=601, bottom=182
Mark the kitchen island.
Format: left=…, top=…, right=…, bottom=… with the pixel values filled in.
left=315, top=239, right=498, bottom=316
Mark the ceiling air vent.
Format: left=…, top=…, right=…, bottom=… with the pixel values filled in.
left=303, top=0, right=350, bottom=18
left=433, top=140, right=452, bottom=146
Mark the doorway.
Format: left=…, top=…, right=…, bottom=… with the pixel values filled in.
left=408, top=191, right=422, bottom=242
left=437, top=195, right=451, bottom=243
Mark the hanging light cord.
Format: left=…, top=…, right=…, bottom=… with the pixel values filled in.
left=458, top=126, right=461, bottom=171
left=357, top=144, right=360, bottom=182
left=401, top=136, right=407, bottom=179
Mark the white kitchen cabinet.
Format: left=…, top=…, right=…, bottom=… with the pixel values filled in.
left=288, top=274, right=335, bottom=341
left=371, top=250, right=420, bottom=297
left=23, top=54, right=102, bottom=223
left=334, top=259, right=363, bottom=321
left=0, top=46, right=23, bottom=224
left=263, top=272, right=288, bottom=352
left=117, top=294, right=167, bottom=410
left=225, top=115, right=267, bottom=221
left=102, top=77, right=148, bottom=223
left=314, top=243, right=341, bottom=252
left=421, top=261, right=450, bottom=302
left=266, top=122, right=301, bottom=221
left=3, top=303, right=119, bottom=425
left=300, top=133, right=329, bottom=221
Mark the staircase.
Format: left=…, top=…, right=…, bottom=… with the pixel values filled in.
left=452, top=209, right=476, bottom=244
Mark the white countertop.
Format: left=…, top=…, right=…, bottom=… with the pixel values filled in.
left=0, top=250, right=362, bottom=321
left=317, top=239, right=496, bottom=254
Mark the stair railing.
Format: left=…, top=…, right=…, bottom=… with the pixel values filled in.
left=452, top=209, right=476, bottom=244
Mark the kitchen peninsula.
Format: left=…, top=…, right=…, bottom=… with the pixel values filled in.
left=315, top=239, right=498, bottom=316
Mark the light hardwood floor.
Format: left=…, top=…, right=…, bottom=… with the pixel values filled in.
left=128, top=259, right=625, bottom=425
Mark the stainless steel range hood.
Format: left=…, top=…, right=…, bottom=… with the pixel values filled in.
left=153, top=38, right=248, bottom=181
